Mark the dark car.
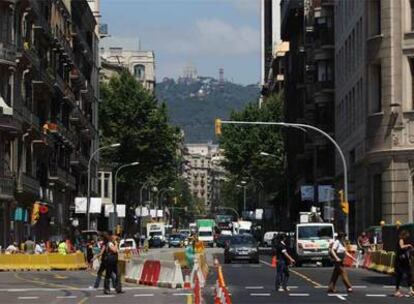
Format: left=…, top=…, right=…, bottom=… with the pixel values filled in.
left=168, top=234, right=185, bottom=248
left=149, top=236, right=164, bottom=248
left=216, top=234, right=232, bottom=248
left=224, top=234, right=259, bottom=264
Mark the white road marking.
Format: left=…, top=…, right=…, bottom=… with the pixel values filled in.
left=173, top=293, right=192, bottom=296
left=18, top=297, right=39, bottom=300
left=328, top=294, right=347, bottom=301
left=366, top=294, right=387, bottom=297
left=245, top=286, right=264, bottom=290
left=353, top=285, right=367, bottom=289
left=337, top=295, right=347, bottom=301
left=250, top=293, right=271, bottom=296
left=383, top=285, right=394, bottom=289
left=95, top=295, right=116, bottom=298
left=289, top=293, right=310, bottom=297
left=314, top=285, right=329, bottom=289
left=134, top=294, right=155, bottom=297
left=1, top=286, right=156, bottom=293
left=56, top=296, right=77, bottom=299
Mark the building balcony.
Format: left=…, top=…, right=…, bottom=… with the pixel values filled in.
left=0, top=175, right=15, bottom=201
left=15, top=105, right=40, bottom=130
left=18, top=173, right=40, bottom=196
left=0, top=114, right=20, bottom=134
left=0, top=42, right=16, bottom=65
left=51, top=26, right=73, bottom=64
left=70, top=152, right=88, bottom=170
left=48, top=165, right=76, bottom=189
left=69, top=107, right=96, bottom=139
left=281, top=0, right=304, bottom=38
left=29, top=0, right=52, bottom=36
left=71, top=24, right=94, bottom=66
left=53, top=120, right=76, bottom=148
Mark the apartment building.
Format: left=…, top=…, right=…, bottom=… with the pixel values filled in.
left=335, top=0, right=414, bottom=232
left=0, top=0, right=99, bottom=246
left=100, top=47, right=155, bottom=92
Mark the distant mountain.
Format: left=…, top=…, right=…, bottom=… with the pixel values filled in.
left=156, top=77, right=260, bottom=143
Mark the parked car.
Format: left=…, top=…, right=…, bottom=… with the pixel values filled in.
left=119, top=238, right=137, bottom=252
left=216, top=234, right=232, bottom=248
left=224, top=234, right=259, bottom=264
left=168, top=234, right=185, bottom=248
left=178, top=229, right=190, bottom=238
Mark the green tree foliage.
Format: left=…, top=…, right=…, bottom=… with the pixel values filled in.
left=156, top=78, right=260, bottom=142
left=219, top=94, right=285, bottom=208
left=99, top=72, right=181, bottom=202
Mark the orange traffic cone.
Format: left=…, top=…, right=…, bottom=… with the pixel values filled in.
left=271, top=256, right=277, bottom=268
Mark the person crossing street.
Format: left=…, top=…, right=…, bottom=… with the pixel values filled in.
left=274, top=233, right=295, bottom=292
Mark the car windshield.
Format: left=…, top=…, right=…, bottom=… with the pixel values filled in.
left=170, top=235, right=181, bottom=240
left=298, top=226, right=333, bottom=240
left=199, top=231, right=212, bottom=237
left=150, top=231, right=162, bottom=237
left=231, top=235, right=256, bottom=245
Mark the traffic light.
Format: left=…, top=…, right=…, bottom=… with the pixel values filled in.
left=215, top=118, right=222, bottom=136
left=339, top=189, right=349, bottom=215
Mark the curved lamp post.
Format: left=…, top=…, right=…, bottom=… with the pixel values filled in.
left=87, top=143, right=120, bottom=230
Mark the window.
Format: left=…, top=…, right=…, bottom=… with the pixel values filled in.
left=411, top=0, right=414, bottom=31
left=370, top=64, right=382, bottom=113
left=368, top=0, right=381, bottom=36
left=134, top=64, right=145, bottom=80
left=317, top=61, right=333, bottom=82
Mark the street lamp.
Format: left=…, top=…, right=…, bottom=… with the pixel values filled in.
left=113, top=161, right=139, bottom=230
left=87, top=143, right=120, bottom=230
left=236, top=183, right=247, bottom=212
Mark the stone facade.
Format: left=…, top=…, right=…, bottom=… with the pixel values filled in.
left=335, top=0, right=414, bottom=232
left=0, top=0, right=100, bottom=246
left=100, top=47, right=155, bottom=92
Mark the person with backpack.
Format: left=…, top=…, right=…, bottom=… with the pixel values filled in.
left=328, top=232, right=356, bottom=293
left=394, top=230, right=414, bottom=297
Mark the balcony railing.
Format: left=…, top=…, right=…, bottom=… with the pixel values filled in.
left=49, top=165, right=75, bottom=189
left=0, top=42, right=16, bottom=64
left=0, top=175, right=15, bottom=200
left=19, top=173, right=40, bottom=196
left=70, top=152, right=88, bottom=170
left=0, top=115, right=20, bottom=133
left=54, top=120, right=76, bottom=147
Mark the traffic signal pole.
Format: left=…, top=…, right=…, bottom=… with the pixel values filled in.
left=215, top=119, right=350, bottom=237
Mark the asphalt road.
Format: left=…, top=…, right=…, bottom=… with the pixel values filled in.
left=204, top=252, right=413, bottom=304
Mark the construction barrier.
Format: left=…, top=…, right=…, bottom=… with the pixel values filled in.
left=0, top=252, right=87, bottom=271
left=213, top=265, right=232, bottom=304
left=125, top=257, right=184, bottom=289
left=361, top=250, right=395, bottom=275
left=139, top=260, right=161, bottom=286
left=125, top=258, right=145, bottom=284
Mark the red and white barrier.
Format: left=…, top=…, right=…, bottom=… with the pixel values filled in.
left=125, top=258, right=183, bottom=289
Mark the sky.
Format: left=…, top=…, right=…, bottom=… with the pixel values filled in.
left=100, top=0, right=263, bottom=85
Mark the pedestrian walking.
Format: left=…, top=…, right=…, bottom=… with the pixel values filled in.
left=328, top=232, right=356, bottom=293
left=274, top=234, right=295, bottom=292
left=394, top=230, right=414, bottom=297
left=103, top=232, right=122, bottom=295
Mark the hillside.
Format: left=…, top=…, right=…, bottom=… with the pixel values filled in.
left=156, top=77, right=260, bottom=143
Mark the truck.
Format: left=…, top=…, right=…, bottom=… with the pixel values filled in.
left=231, top=220, right=253, bottom=235
left=294, top=222, right=335, bottom=267
left=196, top=219, right=215, bottom=247
left=146, top=222, right=166, bottom=242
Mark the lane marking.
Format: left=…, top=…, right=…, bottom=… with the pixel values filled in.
left=57, top=296, right=77, bottom=299
left=18, top=297, right=39, bottom=300
left=173, top=293, right=192, bottom=296
left=328, top=293, right=347, bottom=300
left=134, top=294, right=154, bottom=297
left=260, top=259, right=322, bottom=287
left=95, top=295, right=116, bottom=298
left=337, top=295, right=347, bottom=301
left=289, top=293, right=310, bottom=297
left=1, top=286, right=157, bottom=292
left=13, top=273, right=78, bottom=291
left=245, top=286, right=264, bottom=290
left=366, top=294, right=387, bottom=297
left=250, top=293, right=271, bottom=296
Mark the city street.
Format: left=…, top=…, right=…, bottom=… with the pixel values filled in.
left=205, top=252, right=411, bottom=304
left=0, top=270, right=192, bottom=304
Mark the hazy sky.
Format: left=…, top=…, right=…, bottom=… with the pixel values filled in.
left=100, top=0, right=262, bottom=85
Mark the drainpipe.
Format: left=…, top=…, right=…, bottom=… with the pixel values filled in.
left=17, top=132, right=30, bottom=192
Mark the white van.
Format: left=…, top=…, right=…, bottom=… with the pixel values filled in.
left=295, top=223, right=335, bottom=266
left=198, top=226, right=214, bottom=247
left=263, top=231, right=281, bottom=247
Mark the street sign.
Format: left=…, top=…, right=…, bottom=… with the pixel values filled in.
left=301, top=186, right=314, bottom=201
